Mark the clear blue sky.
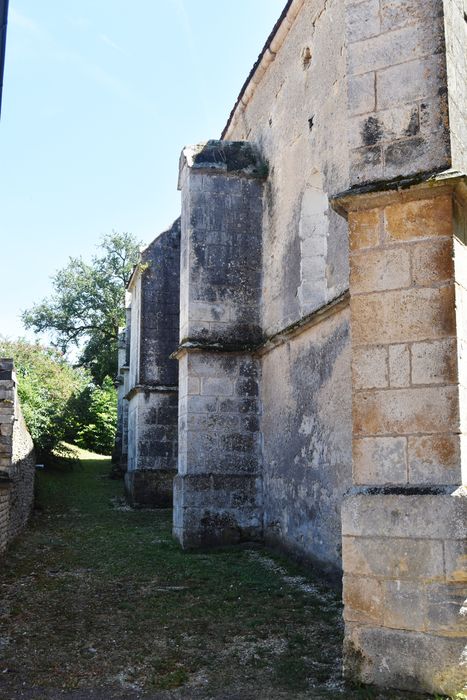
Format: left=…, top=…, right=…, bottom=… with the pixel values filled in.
left=0, top=0, right=284, bottom=340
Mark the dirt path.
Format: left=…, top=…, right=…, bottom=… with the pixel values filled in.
left=0, top=450, right=428, bottom=699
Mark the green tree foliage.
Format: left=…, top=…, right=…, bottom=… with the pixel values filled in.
left=0, top=339, right=117, bottom=458
left=22, top=232, right=141, bottom=385
left=65, top=376, right=117, bottom=455
left=0, top=339, right=84, bottom=456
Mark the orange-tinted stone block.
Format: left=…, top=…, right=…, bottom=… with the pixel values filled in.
left=349, top=208, right=380, bottom=251
left=385, top=195, right=453, bottom=241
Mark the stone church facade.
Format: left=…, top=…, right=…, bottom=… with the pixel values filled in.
left=114, top=0, right=467, bottom=695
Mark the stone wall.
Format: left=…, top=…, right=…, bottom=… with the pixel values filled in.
left=444, top=0, right=467, bottom=174
left=120, top=0, right=467, bottom=693
left=260, top=303, right=351, bottom=573
left=0, top=359, right=35, bottom=554
left=225, top=0, right=350, bottom=331
left=221, top=0, right=353, bottom=574
left=345, top=0, right=450, bottom=185
left=125, top=221, right=180, bottom=507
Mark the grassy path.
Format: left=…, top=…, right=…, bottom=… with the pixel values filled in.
left=0, top=449, right=426, bottom=699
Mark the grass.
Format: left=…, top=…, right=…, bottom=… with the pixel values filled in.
left=0, top=448, right=431, bottom=699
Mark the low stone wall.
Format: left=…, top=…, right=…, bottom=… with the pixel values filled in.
left=0, top=359, right=35, bottom=554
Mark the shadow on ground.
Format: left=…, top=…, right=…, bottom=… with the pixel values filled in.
left=0, top=449, right=431, bottom=699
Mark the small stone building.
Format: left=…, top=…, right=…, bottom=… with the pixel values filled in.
left=0, top=359, right=35, bottom=554
left=115, top=0, right=467, bottom=694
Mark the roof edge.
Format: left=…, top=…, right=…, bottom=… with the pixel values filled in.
left=221, top=0, right=304, bottom=140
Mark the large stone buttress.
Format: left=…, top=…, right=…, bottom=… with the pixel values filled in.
left=173, top=142, right=265, bottom=547
left=329, top=0, right=467, bottom=693
left=333, top=179, right=467, bottom=696
left=124, top=221, right=180, bottom=507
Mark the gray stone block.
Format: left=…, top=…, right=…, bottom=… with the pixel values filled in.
left=344, top=624, right=467, bottom=696
left=342, top=492, right=467, bottom=540
left=124, top=469, right=175, bottom=508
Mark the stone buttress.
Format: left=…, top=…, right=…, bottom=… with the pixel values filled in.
left=173, top=141, right=265, bottom=547
left=328, top=0, right=467, bottom=693
left=333, top=178, right=467, bottom=696
left=125, top=221, right=180, bottom=507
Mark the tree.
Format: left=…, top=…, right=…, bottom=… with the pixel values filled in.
left=65, top=376, right=117, bottom=455
left=22, top=232, right=141, bottom=385
left=0, top=338, right=119, bottom=458
left=0, top=338, right=85, bottom=457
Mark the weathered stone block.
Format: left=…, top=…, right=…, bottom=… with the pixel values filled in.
left=376, top=54, right=446, bottom=111
left=342, top=535, right=445, bottom=579
left=348, top=72, right=375, bottom=116
left=201, top=377, right=234, bottom=396
left=353, top=345, right=388, bottom=390
left=353, top=436, right=407, bottom=484
left=354, top=386, right=459, bottom=436
left=425, top=582, right=467, bottom=636
left=385, top=195, right=453, bottom=241
left=348, top=23, right=441, bottom=77
left=343, top=574, right=384, bottom=624
left=342, top=493, right=467, bottom=540
left=388, top=344, right=410, bottom=388
left=454, top=237, right=467, bottom=289
left=411, top=238, right=454, bottom=287
left=351, top=247, right=411, bottom=293
left=444, top=540, right=467, bottom=582
left=344, top=625, right=467, bottom=696
left=345, top=0, right=380, bottom=43
left=349, top=144, right=383, bottom=184
left=351, top=285, right=456, bottom=345
left=348, top=208, right=380, bottom=250
left=380, top=0, right=442, bottom=33
left=408, top=434, right=461, bottom=484
left=383, top=135, right=449, bottom=181
left=411, top=338, right=457, bottom=385
left=383, top=580, right=426, bottom=631
left=348, top=104, right=420, bottom=152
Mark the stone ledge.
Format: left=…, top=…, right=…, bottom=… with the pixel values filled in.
left=346, top=484, right=458, bottom=496
left=172, top=341, right=255, bottom=360
left=257, top=291, right=350, bottom=357
left=172, top=290, right=350, bottom=360
left=331, top=169, right=467, bottom=217
left=124, top=384, right=178, bottom=401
